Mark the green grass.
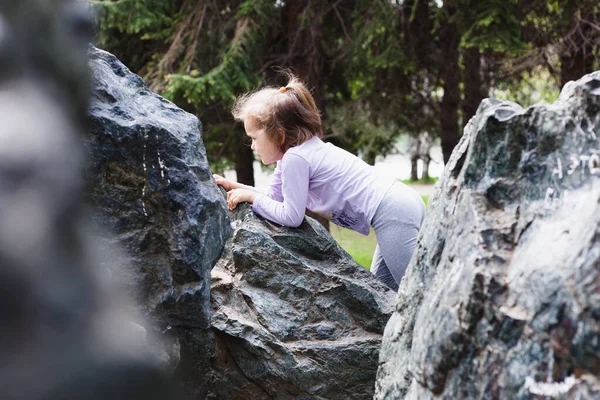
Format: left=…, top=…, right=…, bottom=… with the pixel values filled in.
left=330, top=193, right=430, bottom=270
left=400, top=176, right=439, bottom=185
left=330, top=225, right=378, bottom=270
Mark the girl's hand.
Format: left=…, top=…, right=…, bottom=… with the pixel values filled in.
left=227, top=189, right=255, bottom=210
left=213, top=174, right=234, bottom=191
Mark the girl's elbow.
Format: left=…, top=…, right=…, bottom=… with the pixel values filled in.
left=284, top=214, right=304, bottom=228
left=291, top=218, right=303, bottom=228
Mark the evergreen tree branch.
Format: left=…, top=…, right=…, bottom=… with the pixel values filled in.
left=162, top=0, right=277, bottom=108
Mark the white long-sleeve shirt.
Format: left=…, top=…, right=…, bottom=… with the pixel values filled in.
left=252, top=137, right=395, bottom=235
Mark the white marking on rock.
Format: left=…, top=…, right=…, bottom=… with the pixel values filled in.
left=524, top=376, right=577, bottom=396
left=552, top=157, right=563, bottom=180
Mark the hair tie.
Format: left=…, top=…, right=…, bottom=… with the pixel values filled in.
left=279, top=86, right=288, bottom=93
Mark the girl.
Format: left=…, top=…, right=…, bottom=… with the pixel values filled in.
left=213, top=75, right=425, bottom=291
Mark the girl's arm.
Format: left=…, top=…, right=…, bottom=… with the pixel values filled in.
left=252, top=153, right=309, bottom=227
left=264, top=163, right=283, bottom=201
left=219, top=163, right=287, bottom=210
left=213, top=174, right=245, bottom=190
left=214, top=162, right=283, bottom=195
left=214, top=174, right=272, bottom=198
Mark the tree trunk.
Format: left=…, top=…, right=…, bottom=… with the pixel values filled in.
left=410, top=0, right=433, bottom=69
left=364, top=151, right=377, bottom=166
left=480, top=49, right=494, bottom=99
left=560, top=35, right=594, bottom=88
left=420, top=132, right=432, bottom=181
left=462, top=46, right=485, bottom=127
left=235, top=136, right=255, bottom=186
left=422, top=156, right=430, bottom=181
left=287, top=1, right=325, bottom=114
left=410, top=156, right=420, bottom=181
left=560, top=50, right=591, bottom=88
left=440, top=3, right=461, bottom=164
left=560, top=9, right=593, bottom=88
left=409, top=135, right=420, bottom=181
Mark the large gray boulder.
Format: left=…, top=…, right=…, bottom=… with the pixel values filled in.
left=85, top=47, right=230, bottom=398
left=209, top=203, right=395, bottom=399
left=376, top=72, right=600, bottom=399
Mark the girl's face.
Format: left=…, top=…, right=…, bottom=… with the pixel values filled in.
left=244, top=117, right=284, bottom=165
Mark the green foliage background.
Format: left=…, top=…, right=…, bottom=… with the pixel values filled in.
left=91, top=0, right=600, bottom=172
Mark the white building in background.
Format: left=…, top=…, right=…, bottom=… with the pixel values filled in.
left=224, top=136, right=445, bottom=191
left=372, top=136, right=444, bottom=182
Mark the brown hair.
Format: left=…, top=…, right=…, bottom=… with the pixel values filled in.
left=232, top=73, right=323, bottom=152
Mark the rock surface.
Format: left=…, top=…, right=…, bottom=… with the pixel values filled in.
left=375, top=72, right=600, bottom=399
left=85, top=47, right=230, bottom=398
left=210, top=203, right=396, bottom=399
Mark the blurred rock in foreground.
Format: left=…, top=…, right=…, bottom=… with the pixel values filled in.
left=376, top=72, right=600, bottom=399
left=0, top=1, right=177, bottom=399
left=210, top=203, right=395, bottom=399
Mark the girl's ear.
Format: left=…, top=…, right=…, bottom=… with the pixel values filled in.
left=278, top=128, right=286, bottom=146
left=277, top=128, right=287, bottom=152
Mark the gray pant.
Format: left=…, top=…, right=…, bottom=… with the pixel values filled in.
left=370, top=182, right=426, bottom=292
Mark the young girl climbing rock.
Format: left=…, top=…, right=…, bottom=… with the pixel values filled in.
left=213, top=74, right=426, bottom=291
